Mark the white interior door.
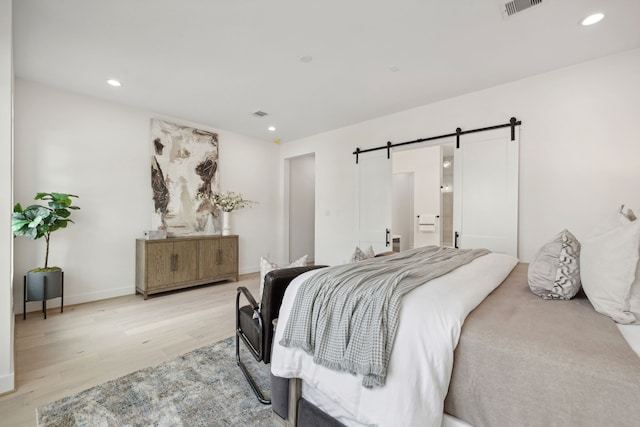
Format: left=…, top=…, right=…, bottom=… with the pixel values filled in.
left=453, top=127, right=519, bottom=257
left=357, top=150, right=392, bottom=253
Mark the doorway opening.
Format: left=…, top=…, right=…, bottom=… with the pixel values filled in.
left=392, top=172, right=414, bottom=251
left=392, top=143, right=454, bottom=251
left=287, top=153, right=315, bottom=263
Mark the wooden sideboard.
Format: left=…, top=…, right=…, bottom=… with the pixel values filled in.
left=135, top=235, right=239, bottom=299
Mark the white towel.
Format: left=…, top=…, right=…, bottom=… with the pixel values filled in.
left=418, top=214, right=436, bottom=225
left=418, top=214, right=437, bottom=232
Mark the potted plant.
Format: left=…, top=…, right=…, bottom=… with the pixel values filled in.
left=12, top=192, right=80, bottom=318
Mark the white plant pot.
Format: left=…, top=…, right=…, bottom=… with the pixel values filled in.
left=222, top=211, right=231, bottom=235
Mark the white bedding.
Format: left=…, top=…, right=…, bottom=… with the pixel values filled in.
left=617, top=323, right=640, bottom=358
left=271, top=252, right=519, bottom=427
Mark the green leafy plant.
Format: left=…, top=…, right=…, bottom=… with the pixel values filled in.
left=12, top=192, right=80, bottom=270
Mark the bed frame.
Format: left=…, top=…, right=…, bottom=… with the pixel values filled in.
left=272, top=376, right=349, bottom=427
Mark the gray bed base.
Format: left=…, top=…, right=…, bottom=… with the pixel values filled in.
left=271, top=374, right=346, bottom=427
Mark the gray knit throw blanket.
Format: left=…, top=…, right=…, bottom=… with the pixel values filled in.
left=279, top=245, right=490, bottom=388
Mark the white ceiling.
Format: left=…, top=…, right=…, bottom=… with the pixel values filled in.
left=12, top=0, right=640, bottom=143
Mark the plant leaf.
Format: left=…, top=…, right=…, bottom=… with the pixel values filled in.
left=28, top=215, right=44, bottom=228
left=11, top=219, right=30, bottom=232
left=25, top=227, right=37, bottom=239
left=55, top=209, right=71, bottom=218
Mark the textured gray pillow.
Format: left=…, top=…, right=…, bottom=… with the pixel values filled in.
left=528, top=229, right=581, bottom=300
left=350, top=245, right=375, bottom=262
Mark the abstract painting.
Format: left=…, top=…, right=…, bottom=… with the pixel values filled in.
left=150, top=119, right=220, bottom=236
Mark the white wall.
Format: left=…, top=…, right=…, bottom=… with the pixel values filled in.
left=0, top=0, right=14, bottom=395
left=13, top=79, right=279, bottom=313
left=393, top=146, right=441, bottom=248
left=279, top=48, right=640, bottom=265
left=278, top=129, right=359, bottom=266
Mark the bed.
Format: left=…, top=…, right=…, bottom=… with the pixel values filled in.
left=270, top=248, right=640, bottom=427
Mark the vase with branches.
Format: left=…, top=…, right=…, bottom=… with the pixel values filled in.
left=211, top=191, right=256, bottom=235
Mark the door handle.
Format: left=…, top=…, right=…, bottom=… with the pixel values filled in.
left=454, top=232, right=459, bottom=249
left=386, top=228, right=391, bottom=247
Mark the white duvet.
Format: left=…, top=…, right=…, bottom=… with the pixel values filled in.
left=271, top=252, right=518, bottom=427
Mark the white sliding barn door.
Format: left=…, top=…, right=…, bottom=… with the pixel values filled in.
left=356, top=150, right=392, bottom=253
left=453, top=127, right=519, bottom=257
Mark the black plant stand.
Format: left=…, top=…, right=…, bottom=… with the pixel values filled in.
left=23, top=272, right=64, bottom=320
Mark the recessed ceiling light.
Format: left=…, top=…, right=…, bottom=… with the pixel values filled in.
left=268, top=126, right=276, bottom=132
left=581, top=13, right=604, bottom=26
left=107, top=79, right=122, bottom=87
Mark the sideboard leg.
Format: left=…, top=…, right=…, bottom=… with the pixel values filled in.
left=61, top=271, right=64, bottom=313
left=43, top=275, right=47, bottom=319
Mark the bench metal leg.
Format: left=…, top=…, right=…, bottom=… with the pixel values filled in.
left=236, top=331, right=271, bottom=404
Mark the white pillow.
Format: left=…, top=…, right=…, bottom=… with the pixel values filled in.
left=350, top=245, right=375, bottom=262
left=580, top=210, right=640, bottom=324
left=631, top=259, right=640, bottom=322
left=258, top=255, right=308, bottom=310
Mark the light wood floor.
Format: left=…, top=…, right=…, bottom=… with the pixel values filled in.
left=0, top=273, right=260, bottom=427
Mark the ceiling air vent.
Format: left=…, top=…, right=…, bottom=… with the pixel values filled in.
left=501, top=0, right=543, bottom=18
left=252, top=110, right=268, bottom=118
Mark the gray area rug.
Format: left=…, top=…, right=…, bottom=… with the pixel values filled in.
left=36, top=337, right=272, bottom=426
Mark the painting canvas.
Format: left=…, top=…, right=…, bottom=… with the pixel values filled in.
left=150, top=119, right=220, bottom=236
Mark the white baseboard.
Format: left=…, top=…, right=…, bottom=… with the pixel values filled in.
left=0, top=372, right=15, bottom=394
left=65, top=286, right=135, bottom=306
left=18, top=285, right=134, bottom=314
left=16, top=270, right=268, bottom=315
left=239, top=265, right=259, bottom=276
